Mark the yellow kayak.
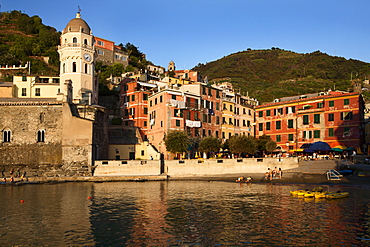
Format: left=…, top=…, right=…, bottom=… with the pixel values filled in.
left=304, top=191, right=323, bottom=198
left=290, top=190, right=307, bottom=196
left=325, top=192, right=349, bottom=199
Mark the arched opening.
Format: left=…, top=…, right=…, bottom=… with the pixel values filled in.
left=37, top=130, right=45, bottom=142
left=72, top=37, right=77, bottom=43
left=3, top=130, right=11, bottom=143
left=72, top=62, right=77, bottom=72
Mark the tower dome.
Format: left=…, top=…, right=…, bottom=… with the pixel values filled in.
left=62, top=12, right=91, bottom=34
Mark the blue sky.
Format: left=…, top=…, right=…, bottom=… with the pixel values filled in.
left=3, top=0, right=370, bottom=69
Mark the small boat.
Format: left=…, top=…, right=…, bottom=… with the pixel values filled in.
left=339, top=170, right=353, bottom=175
left=290, top=190, right=307, bottom=196
left=304, top=191, right=323, bottom=198
left=314, top=192, right=329, bottom=199
left=325, top=192, right=349, bottom=199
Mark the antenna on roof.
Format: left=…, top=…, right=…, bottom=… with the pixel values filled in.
left=78, top=6, right=81, bottom=14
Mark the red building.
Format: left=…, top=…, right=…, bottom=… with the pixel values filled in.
left=255, top=91, right=365, bottom=152
left=120, top=78, right=159, bottom=140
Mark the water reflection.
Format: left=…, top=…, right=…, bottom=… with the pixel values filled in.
left=1, top=181, right=370, bottom=246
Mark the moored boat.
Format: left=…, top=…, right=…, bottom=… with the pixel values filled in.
left=290, top=190, right=307, bottom=196
left=325, top=192, right=349, bottom=199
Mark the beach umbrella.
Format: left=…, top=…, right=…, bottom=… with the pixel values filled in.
left=303, top=149, right=315, bottom=153
left=334, top=145, right=347, bottom=150
left=300, top=143, right=312, bottom=149
left=344, top=147, right=355, bottom=151
left=331, top=148, right=343, bottom=152
left=310, top=141, right=331, bottom=151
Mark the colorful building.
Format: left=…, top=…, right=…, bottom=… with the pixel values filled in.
left=255, top=91, right=365, bottom=152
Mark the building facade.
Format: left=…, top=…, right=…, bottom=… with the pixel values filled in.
left=255, top=91, right=365, bottom=152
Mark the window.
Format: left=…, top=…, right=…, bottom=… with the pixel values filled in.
left=84, top=64, right=88, bottom=73
left=303, top=131, right=312, bottom=139
left=341, top=112, right=353, bottom=120
left=203, top=114, right=207, bottom=123
left=328, top=128, right=334, bottom=137
left=83, top=39, right=88, bottom=45
left=259, top=111, right=263, bottom=117
left=259, top=123, right=263, bottom=131
left=329, top=101, right=334, bottom=107
left=35, top=88, right=40, bottom=96
left=208, top=130, right=211, bottom=136
left=63, top=63, right=66, bottom=73
left=276, top=135, right=281, bottom=142
left=143, top=94, right=148, bottom=100
left=144, top=121, right=147, bottom=127
left=98, top=40, right=104, bottom=46
left=328, top=113, right=334, bottom=121
left=288, top=134, right=294, bottom=141
left=130, top=108, right=135, bottom=115
left=216, top=102, right=219, bottom=110
left=160, top=95, right=163, bottom=102
left=72, top=62, right=77, bottom=72
left=266, top=110, right=271, bottom=116
left=303, top=115, right=309, bottom=125
left=216, top=116, right=220, bottom=124
left=288, top=119, right=294, bottom=128
left=175, top=120, right=180, bottom=127
left=37, top=130, right=45, bottom=142
left=276, top=121, right=281, bottom=130
left=22, top=88, right=27, bottom=96
left=343, top=127, right=351, bottom=137
left=314, top=114, right=320, bottom=124
left=3, top=130, right=11, bottom=142
left=208, top=88, right=212, bottom=96
left=344, top=99, right=349, bottom=105
left=97, top=50, right=104, bottom=55
left=202, top=87, right=206, bottom=95
left=172, top=95, right=176, bottom=100
left=317, top=102, right=323, bottom=108
left=216, top=91, right=220, bottom=98
left=131, top=95, right=135, bottom=101
left=73, top=37, right=77, bottom=43
left=144, top=108, right=148, bottom=115
left=266, top=122, right=271, bottom=130
left=22, top=76, right=27, bottom=81
left=313, top=130, right=320, bottom=138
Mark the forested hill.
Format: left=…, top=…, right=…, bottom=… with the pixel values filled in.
left=0, top=10, right=60, bottom=78
left=193, top=49, right=370, bottom=103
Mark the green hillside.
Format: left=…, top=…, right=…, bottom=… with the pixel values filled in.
left=0, top=10, right=60, bottom=78
left=193, top=49, right=370, bottom=103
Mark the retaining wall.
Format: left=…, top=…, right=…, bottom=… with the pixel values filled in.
left=94, top=157, right=299, bottom=177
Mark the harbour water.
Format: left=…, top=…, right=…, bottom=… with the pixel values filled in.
left=1, top=181, right=370, bottom=246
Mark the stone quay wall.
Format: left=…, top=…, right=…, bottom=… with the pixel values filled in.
left=94, top=157, right=299, bottom=177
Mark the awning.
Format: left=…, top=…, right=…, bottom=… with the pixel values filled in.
left=137, top=81, right=157, bottom=88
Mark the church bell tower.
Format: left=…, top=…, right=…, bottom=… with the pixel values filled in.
left=58, top=11, right=97, bottom=104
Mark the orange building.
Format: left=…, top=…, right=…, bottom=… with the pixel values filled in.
left=255, top=91, right=365, bottom=152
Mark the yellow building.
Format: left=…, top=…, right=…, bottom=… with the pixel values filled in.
left=13, top=75, right=60, bottom=98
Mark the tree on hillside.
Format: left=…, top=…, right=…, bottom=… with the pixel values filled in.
left=228, top=135, right=256, bottom=156
left=198, top=136, right=222, bottom=158
left=164, top=131, right=190, bottom=157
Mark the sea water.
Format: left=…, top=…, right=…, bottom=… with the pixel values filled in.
left=1, top=181, right=370, bottom=246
